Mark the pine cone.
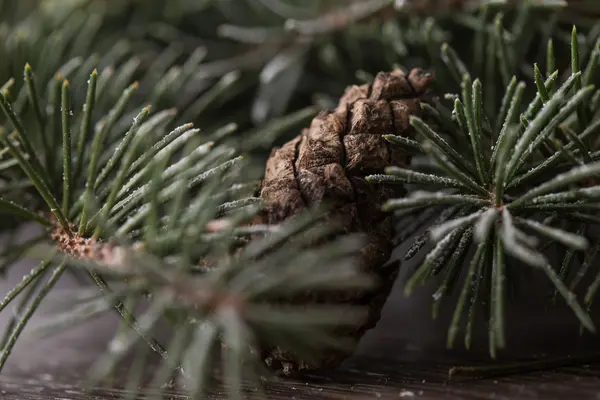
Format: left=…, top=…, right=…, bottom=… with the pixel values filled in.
left=259, top=68, right=434, bottom=374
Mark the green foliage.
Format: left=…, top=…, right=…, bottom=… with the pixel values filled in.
left=368, top=13, right=600, bottom=358
left=0, top=0, right=600, bottom=398
left=0, top=60, right=372, bottom=396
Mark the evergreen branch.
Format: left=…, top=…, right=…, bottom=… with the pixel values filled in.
left=42, top=210, right=372, bottom=393
left=384, top=17, right=600, bottom=356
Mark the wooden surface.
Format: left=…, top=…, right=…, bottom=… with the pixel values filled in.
left=3, top=355, right=600, bottom=400
left=3, top=236, right=600, bottom=399
left=3, top=330, right=600, bottom=400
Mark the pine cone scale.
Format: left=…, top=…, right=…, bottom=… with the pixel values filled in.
left=261, top=136, right=307, bottom=224
left=296, top=113, right=345, bottom=170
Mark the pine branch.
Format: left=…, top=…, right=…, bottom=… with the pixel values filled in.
left=0, top=58, right=379, bottom=398
left=368, top=15, right=600, bottom=359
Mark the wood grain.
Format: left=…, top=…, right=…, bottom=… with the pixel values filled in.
left=3, top=353, right=600, bottom=399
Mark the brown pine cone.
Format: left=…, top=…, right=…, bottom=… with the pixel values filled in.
left=258, top=68, right=434, bottom=374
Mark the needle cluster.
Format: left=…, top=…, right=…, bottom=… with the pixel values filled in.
left=367, top=21, right=600, bottom=357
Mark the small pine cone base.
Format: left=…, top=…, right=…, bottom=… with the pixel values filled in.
left=259, top=68, right=434, bottom=374
left=50, top=220, right=132, bottom=270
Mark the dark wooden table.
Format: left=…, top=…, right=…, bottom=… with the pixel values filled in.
left=3, top=240, right=600, bottom=399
